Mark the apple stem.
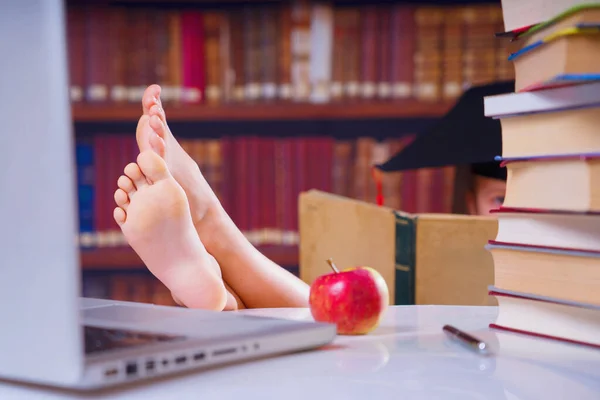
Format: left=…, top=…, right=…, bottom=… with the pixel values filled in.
left=326, top=258, right=340, bottom=274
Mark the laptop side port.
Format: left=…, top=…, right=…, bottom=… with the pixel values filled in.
left=213, top=347, right=237, bottom=357
left=145, top=360, right=155, bottom=372
left=125, top=362, right=138, bottom=377
left=104, top=368, right=118, bottom=378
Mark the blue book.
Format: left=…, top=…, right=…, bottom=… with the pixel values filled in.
left=75, top=140, right=95, bottom=246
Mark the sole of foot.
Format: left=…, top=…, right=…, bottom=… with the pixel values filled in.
left=113, top=149, right=227, bottom=311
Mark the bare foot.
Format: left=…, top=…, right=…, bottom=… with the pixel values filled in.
left=113, top=149, right=230, bottom=311
left=136, top=85, right=310, bottom=309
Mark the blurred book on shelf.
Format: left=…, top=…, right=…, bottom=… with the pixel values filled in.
left=66, top=1, right=513, bottom=108
left=75, top=134, right=455, bottom=250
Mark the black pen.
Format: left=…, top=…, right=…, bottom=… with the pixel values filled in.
left=443, top=324, right=490, bottom=355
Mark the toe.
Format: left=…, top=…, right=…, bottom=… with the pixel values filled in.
left=117, top=175, right=136, bottom=195
left=142, top=84, right=162, bottom=114
left=113, top=207, right=126, bottom=226
left=136, top=114, right=154, bottom=153
left=150, top=133, right=167, bottom=158
left=149, top=103, right=167, bottom=125
left=124, top=162, right=148, bottom=189
left=149, top=114, right=167, bottom=139
left=148, top=114, right=167, bottom=158
left=114, top=188, right=129, bottom=210
left=137, top=150, right=171, bottom=183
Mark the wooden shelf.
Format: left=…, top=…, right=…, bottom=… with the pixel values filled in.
left=72, top=101, right=452, bottom=122
left=80, top=245, right=299, bottom=270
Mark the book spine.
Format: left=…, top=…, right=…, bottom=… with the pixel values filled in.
left=331, top=140, right=352, bottom=197
left=394, top=212, right=416, bottom=305
left=279, top=138, right=295, bottom=244
left=246, top=137, right=260, bottom=244
left=377, top=5, right=393, bottom=100
left=291, top=0, right=311, bottom=101
left=442, top=7, right=464, bottom=100
left=277, top=3, right=293, bottom=100
left=166, top=10, right=183, bottom=103
left=219, top=136, right=233, bottom=216
left=219, top=11, right=233, bottom=103
left=330, top=9, right=345, bottom=101
left=181, top=10, right=205, bottom=103
left=109, top=8, right=128, bottom=103
left=205, top=139, right=223, bottom=206
left=203, top=11, right=223, bottom=105
left=67, top=5, right=86, bottom=103
left=75, top=139, right=95, bottom=248
left=342, top=7, right=361, bottom=100
left=391, top=5, right=415, bottom=99
left=462, top=5, right=498, bottom=87
left=416, top=168, right=433, bottom=213
left=260, top=6, right=279, bottom=101
left=85, top=5, right=110, bottom=103
left=243, top=7, right=262, bottom=102
left=309, top=3, right=333, bottom=103
left=360, top=6, right=379, bottom=101
left=92, top=135, right=106, bottom=247
left=126, top=8, right=150, bottom=103
left=229, top=9, right=246, bottom=102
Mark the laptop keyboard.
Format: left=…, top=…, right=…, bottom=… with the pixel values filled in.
left=84, top=325, right=185, bottom=355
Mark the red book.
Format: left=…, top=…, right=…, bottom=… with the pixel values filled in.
left=258, top=138, right=277, bottom=245
left=390, top=5, right=415, bottom=99
left=429, top=167, right=448, bottom=213
left=275, top=138, right=294, bottom=245
left=246, top=136, right=260, bottom=244
left=181, top=11, right=205, bottom=103
left=400, top=170, right=418, bottom=213
left=316, top=137, right=334, bottom=193
left=85, top=6, right=111, bottom=103
left=219, top=137, right=234, bottom=216
left=232, top=137, right=249, bottom=238
left=290, top=137, right=308, bottom=242
left=66, top=5, right=86, bottom=103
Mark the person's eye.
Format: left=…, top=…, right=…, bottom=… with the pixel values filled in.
left=494, top=196, right=505, bottom=205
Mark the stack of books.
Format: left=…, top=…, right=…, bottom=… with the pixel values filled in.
left=483, top=1, right=600, bottom=349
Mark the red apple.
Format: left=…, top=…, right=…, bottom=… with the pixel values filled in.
left=309, top=259, right=389, bottom=335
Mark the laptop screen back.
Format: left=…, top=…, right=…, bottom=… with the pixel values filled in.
left=0, top=0, right=83, bottom=386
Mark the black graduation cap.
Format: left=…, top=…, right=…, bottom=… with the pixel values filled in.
left=376, top=80, right=515, bottom=181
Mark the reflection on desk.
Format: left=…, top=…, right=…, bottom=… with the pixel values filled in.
left=0, top=305, right=599, bottom=399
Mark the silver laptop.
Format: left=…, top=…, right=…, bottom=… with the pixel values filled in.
left=0, top=0, right=335, bottom=390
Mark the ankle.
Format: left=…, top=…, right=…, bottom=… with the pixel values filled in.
left=194, top=204, right=236, bottom=252
left=164, top=262, right=227, bottom=311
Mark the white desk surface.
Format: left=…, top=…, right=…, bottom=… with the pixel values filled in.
left=1, top=305, right=599, bottom=399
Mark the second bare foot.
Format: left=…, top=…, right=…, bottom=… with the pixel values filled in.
left=137, top=85, right=221, bottom=227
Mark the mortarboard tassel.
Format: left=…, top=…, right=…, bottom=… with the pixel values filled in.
left=371, top=166, right=384, bottom=206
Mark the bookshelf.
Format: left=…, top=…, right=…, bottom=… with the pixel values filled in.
left=72, top=0, right=513, bottom=304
